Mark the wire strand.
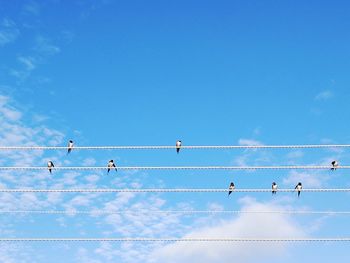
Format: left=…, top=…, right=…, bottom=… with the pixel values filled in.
left=0, top=165, right=345, bottom=170
left=1, top=144, right=350, bottom=150
left=0, top=210, right=349, bottom=215
left=0, top=188, right=349, bottom=193
left=0, top=238, right=349, bottom=242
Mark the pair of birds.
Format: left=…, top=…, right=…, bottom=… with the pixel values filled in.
left=228, top=182, right=303, bottom=197
left=47, top=159, right=117, bottom=174
left=47, top=140, right=74, bottom=173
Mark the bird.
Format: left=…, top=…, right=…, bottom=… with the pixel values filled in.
left=272, top=182, right=278, bottom=195
left=331, top=160, right=339, bottom=171
left=228, top=182, right=235, bottom=196
left=107, top=160, right=117, bottom=173
left=47, top=161, right=54, bottom=174
left=176, top=140, right=182, bottom=154
left=67, top=140, right=74, bottom=154
left=295, top=182, right=302, bottom=197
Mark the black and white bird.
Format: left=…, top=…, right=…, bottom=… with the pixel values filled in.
left=107, top=160, right=117, bottom=173
left=331, top=160, right=339, bottom=171
left=228, top=182, right=235, bottom=196
left=67, top=140, right=74, bottom=154
left=176, top=140, right=182, bottom=154
left=272, top=182, right=278, bottom=195
left=295, top=182, right=302, bottom=197
left=47, top=161, right=54, bottom=174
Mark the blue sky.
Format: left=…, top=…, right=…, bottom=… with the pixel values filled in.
left=1, top=0, right=350, bottom=262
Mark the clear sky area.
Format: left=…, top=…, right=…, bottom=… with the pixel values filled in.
left=0, top=0, right=350, bottom=262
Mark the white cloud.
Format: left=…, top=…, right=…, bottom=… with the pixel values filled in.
left=233, top=138, right=272, bottom=166
left=83, top=157, right=97, bottom=166
left=34, top=35, right=60, bottom=56
left=18, top=56, right=36, bottom=71
left=282, top=170, right=327, bottom=188
left=23, top=1, right=41, bottom=15
left=314, top=90, right=333, bottom=101
left=76, top=247, right=102, bottom=263
left=0, top=96, right=22, bottom=121
left=150, top=198, right=306, bottom=263
left=285, top=150, right=304, bottom=164
left=0, top=18, right=20, bottom=46
left=238, top=138, right=264, bottom=146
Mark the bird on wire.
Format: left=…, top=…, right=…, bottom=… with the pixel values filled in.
left=67, top=140, right=74, bottom=154
left=107, top=160, right=117, bottom=173
left=272, top=182, right=278, bottom=195
left=295, top=182, right=302, bottom=197
left=331, top=160, right=339, bottom=171
left=228, top=182, right=235, bottom=196
left=47, top=161, right=54, bottom=174
left=176, top=140, right=182, bottom=154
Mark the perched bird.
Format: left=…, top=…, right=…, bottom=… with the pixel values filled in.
left=228, top=182, right=235, bottom=196
left=47, top=161, right=54, bottom=174
left=67, top=140, right=74, bottom=154
left=331, top=160, right=339, bottom=171
left=107, top=160, right=117, bottom=173
left=295, top=182, right=302, bottom=197
left=176, top=140, right=182, bottom=154
left=272, top=182, right=278, bottom=195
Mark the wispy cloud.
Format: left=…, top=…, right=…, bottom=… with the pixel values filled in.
left=34, top=35, right=60, bottom=56
left=9, top=56, right=38, bottom=82
left=0, top=95, right=22, bottom=122
left=283, top=170, right=327, bottom=188
left=0, top=18, right=20, bottom=46
left=238, top=138, right=264, bottom=146
left=150, top=198, right=306, bottom=263
left=314, top=90, right=334, bottom=101
left=18, top=56, right=36, bottom=71
left=233, top=138, right=271, bottom=166
left=22, top=1, right=41, bottom=16
left=10, top=36, right=60, bottom=82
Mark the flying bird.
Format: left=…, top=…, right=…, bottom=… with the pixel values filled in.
left=47, top=161, right=54, bottom=174
left=107, top=160, right=117, bottom=173
left=67, top=140, right=74, bottom=154
left=295, top=182, right=302, bottom=197
left=331, top=160, right=339, bottom=171
left=272, top=182, right=278, bottom=195
left=228, top=182, right=235, bottom=196
left=176, top=140, right=182, bottom=154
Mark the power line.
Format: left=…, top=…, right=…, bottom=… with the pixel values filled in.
left=0, top=144, right=350, bottom=150
left=0, top=238, right=349, bottom=242
left=1, top=210, right=349, bottom=215
left=0, top=165, right=345, bottom=170
left=0, top=188, right=349, bottom=193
